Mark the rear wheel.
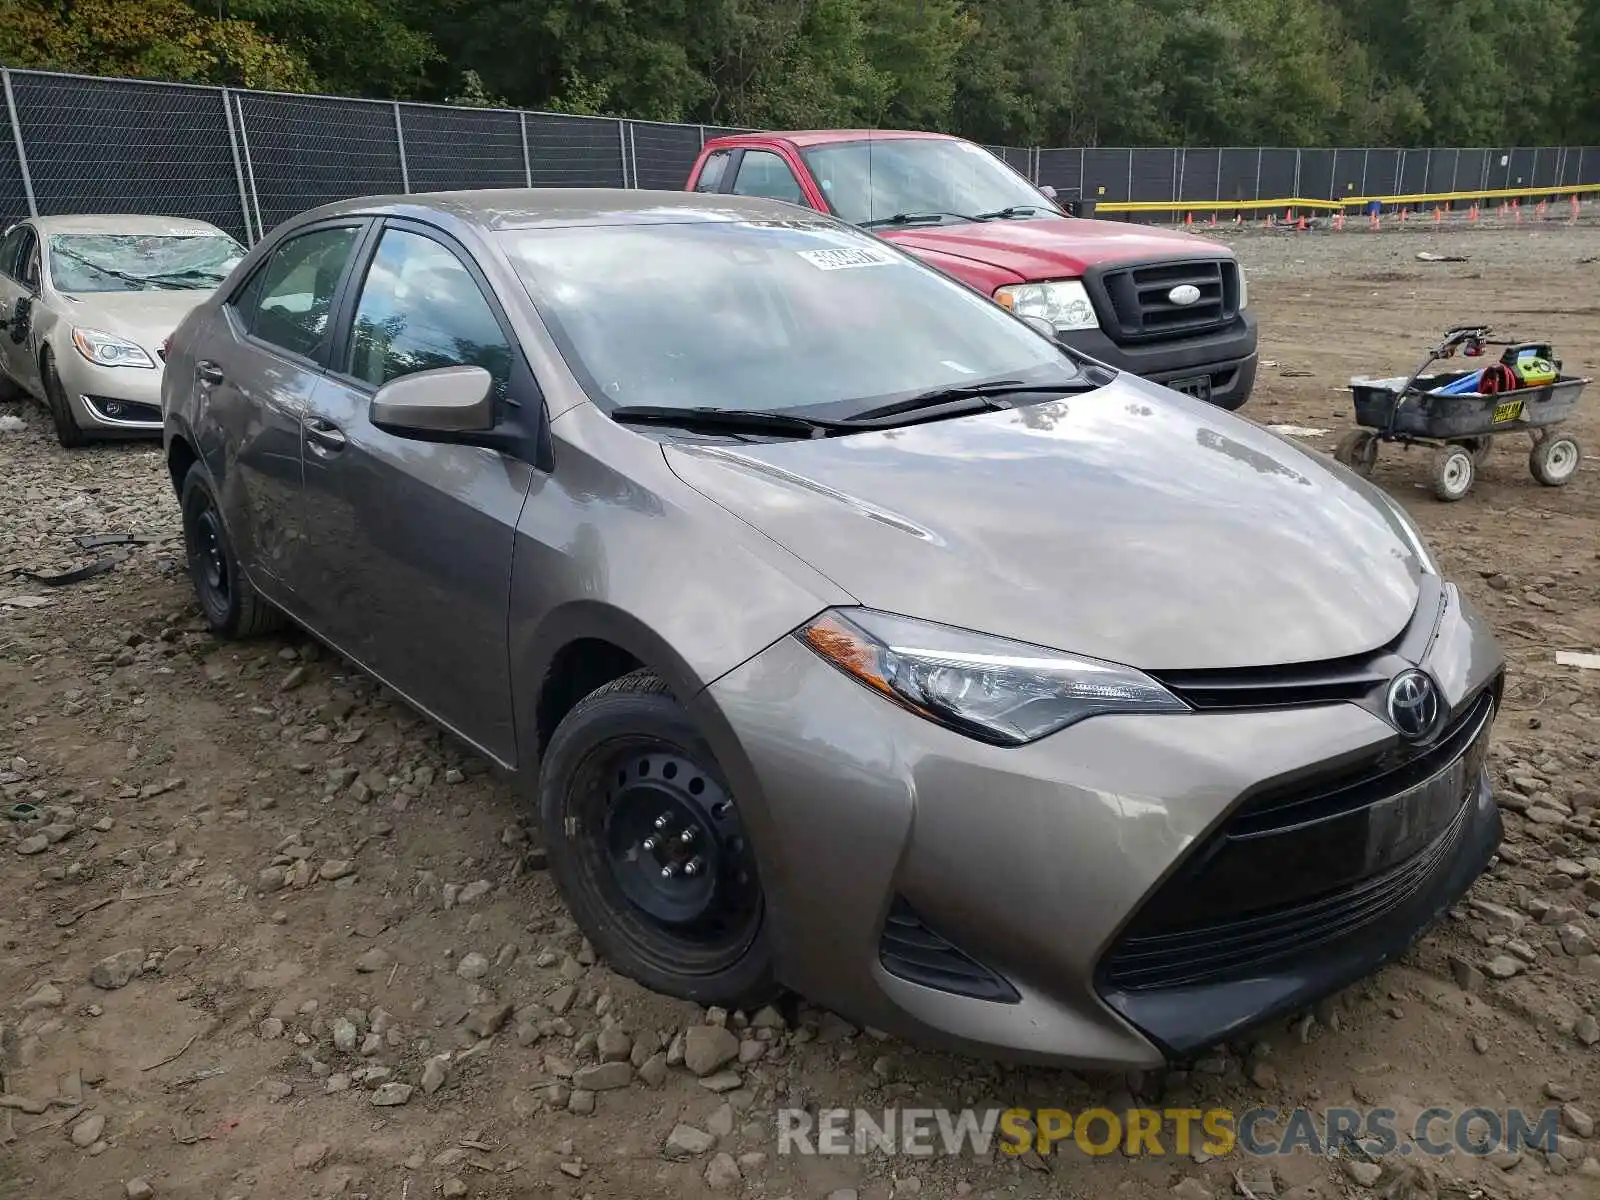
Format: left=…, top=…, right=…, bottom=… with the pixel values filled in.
left=1430, top=445, right=1475, bottom=502
left=40, top=348, right=86, bottom=448
left=180, top=466, right=283, bottom=637
left=1334, top=429, right=1380, bottom=477
left=540, top=670, right=778, bottom=1009
left=1529, top=434, right=1581, bottom=487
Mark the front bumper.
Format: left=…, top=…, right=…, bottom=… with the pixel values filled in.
left=693, top=582, right=1502, bottom=1068
left=55, top=350, right=164, bottom=434
left=1060, top=310, right=1258, bottom=410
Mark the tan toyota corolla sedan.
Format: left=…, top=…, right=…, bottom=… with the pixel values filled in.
left=161, top=189, right=1505, bottom=1068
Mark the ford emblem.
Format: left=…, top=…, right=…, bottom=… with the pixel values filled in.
left=1168, top=284, right=1202, bottom=306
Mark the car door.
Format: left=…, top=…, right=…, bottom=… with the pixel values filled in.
left=0, top=224, right=41, bottom=394
left=293, top=219, right=537, bottom=760
left=186, top=221, right=365, bottom=590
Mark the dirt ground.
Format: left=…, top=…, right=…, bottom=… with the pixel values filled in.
left=3, top=220, right=1600, bottom=1200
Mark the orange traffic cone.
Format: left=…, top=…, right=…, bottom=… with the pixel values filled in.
left=1296, top=216, right=1307, bottom=231
left=1334, top=210, right=1345, bottom=231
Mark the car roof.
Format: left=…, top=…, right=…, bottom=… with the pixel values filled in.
left=286, top=188, right=839, bottom=232
left=29, top=214, right=232, bottom=237
left=705, top=130, right=959, bottom=149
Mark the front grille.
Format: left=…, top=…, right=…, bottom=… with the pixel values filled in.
left=1153, top=654, right=1390, bottom=711
left=1102, top=797, right=1471, bottom=991
left=1098, top=686, right=1495, bottom=993
left=1092, top=259, right=1239, bottom=343
left=879, top=898, right=1019, bottom=1003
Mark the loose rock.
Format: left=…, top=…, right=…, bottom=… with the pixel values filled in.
left=89, top=948, right=146, bottom=990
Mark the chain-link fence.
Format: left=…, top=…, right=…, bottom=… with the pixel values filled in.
left=1, top=67, right=1597, bottom=241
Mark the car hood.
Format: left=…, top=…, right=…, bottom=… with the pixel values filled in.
left=53, top=289, right=214, bottom=352
left=879, top=217, right=1230, bottom=282
left=664, top=378, right=1427, bottom=670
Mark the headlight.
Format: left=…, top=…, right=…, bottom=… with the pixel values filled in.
left=1236, top=263, right=1249, bottom=310
left=797, top=608, right=1188, bottom=745
left=71, top=327, right=155, bottom=369
left=994, top=280, right=1098, bottom=332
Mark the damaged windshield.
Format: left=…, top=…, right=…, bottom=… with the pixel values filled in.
left=48, top=232, right=245, bottom=294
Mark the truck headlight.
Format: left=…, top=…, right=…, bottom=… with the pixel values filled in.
left=994, top=280, right=1098, bottom=332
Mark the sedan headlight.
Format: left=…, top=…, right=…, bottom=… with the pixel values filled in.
left=994, top=280, right=1098, bottom=332
left=798, top=608, right=1188, bottom=745
left=71, top=327, right=155, bottom=369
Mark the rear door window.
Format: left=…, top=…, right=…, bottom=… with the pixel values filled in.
left=694, top=150, right=734, bottom=193
left=233, top=226, right=361, bottom=361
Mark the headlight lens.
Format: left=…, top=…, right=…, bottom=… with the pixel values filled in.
left=797, top=608, right=1188, bottom=745
left=71, top=327, right=155, bottom=369
left=994, top=280, right=1098, bottom=332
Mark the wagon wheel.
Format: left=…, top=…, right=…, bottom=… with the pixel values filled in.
left=1430, top=445, right=1476, bottom=502
left=1451, top=436, right=1492, bottom=467
left=1529, top=434, right=1582, bottom=487
left=1335, top=429, right=1380, bottom=477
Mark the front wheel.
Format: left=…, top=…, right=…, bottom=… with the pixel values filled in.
left=539, top=670, right=778, bottom=1009
left=40, top=348, right=87, bottom=448
left=180, top=466, right=283, bottom=638
left=1430, top=445, right=1475, bottom=502
left=1529, top=434, right=1581, bottom=487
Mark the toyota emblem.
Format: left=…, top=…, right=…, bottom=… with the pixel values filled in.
left=1386, top=669, right=1440, bottom=741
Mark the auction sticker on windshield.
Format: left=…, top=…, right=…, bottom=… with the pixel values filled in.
left=798, top=246, right=897, bottom=271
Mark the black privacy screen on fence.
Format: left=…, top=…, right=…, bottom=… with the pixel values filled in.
left=0, top=68, right=1596, bottom=240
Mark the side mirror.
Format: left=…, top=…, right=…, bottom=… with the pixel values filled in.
left=370, top=365, right=495, bottom=438
left=1018, top=313, right=1059, bottom=341
left=1039, top=185, right=1058, bottom=200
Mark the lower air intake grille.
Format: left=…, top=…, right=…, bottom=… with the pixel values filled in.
left=879, top=898, right=1019, bottom=1003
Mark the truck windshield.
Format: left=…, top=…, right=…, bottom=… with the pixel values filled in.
left=499, top=217, right=1077, bottom=417
left=801, top=139, right=1061, bottom=227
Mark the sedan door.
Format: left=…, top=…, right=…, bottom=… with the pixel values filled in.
left=292, top=220, right=537, bottom=762
left=0, top=225, right=42, bottom=394
left=183, top=221, right=365, bottom=590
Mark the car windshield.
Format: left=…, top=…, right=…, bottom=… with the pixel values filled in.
left=48, top=232, right=245, bottom=294
left=499, top=217, right=1077, bottom=418
left=801, top=139, right=1061, bottom=227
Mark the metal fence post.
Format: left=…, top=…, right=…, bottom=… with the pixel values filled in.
left=698, top=125, right=707, bottom=150
left=1360, top=148, right=1370, bottom=196
left=233, top=92, right=266, bottom=242
left=220, top=87, right=254, bottom=244
left=1291, top=149, right=1302, bottom=201
left=1253, top=148, right=1262, bottom=202
left=1171, top=148, right=1178, bottom=202
left=617, top=120, right=630, bottom=188
left=1126, top=151, right=1133, bottom=204
left=1578, top=148, right=1586, bottom=189
left=393, top=102, right=410, bottom=193
left=2, top=69, right=38, bottom=218
left=1175, top=148, right=1186, bottom=204
left=1450, top=147, right=1459, bottom=193
left=629, top=122, right=639, bottom=190
left=519, top=112, right=533, bottom=187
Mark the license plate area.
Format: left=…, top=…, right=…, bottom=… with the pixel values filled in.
left=1169, top=374, right=1213, bottom=402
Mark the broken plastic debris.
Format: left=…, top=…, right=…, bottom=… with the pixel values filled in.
left=1555, top=651, right=1600, bottom=670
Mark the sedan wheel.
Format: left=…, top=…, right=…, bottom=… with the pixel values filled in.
left=540, top=670, right=778, bottom=1008
left=40, top=348, right=87, bottom=448
left=179, top=466, right=284, bottom=638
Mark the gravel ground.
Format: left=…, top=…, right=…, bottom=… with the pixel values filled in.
left=2, top=222, right=1600, bottom=1200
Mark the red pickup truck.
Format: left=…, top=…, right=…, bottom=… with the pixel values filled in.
left=686, top=129, right=1258, bottom=410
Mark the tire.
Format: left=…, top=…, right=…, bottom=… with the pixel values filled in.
left=179, top=465, right=283, bottom=638
left=1430, top=445, right=1475, bottom=502
left=539, top=669, right=778, bottom=1009
left=40, top=347, right=87, bottom=448
left=1529, top=434, right=1581, bottom=487
left=1334, top=429, right=1380, bottom=477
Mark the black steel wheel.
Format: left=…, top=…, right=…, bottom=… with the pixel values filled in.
left=180, top=466, right=283, bottom=638
left=540, top=670, right=777, bottom=1007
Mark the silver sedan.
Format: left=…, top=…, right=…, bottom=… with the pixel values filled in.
left=0, top=214, right=244, bottom=446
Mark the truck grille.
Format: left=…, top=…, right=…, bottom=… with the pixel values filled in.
left=1093, top=259, right=1240, bottom=343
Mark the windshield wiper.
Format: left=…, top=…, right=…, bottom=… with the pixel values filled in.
left=846, top=379, right=1092, bottom=424
left=51, top=247, right=190, bottom=291
left=970, top=204, right=1050, bottom=221
left=608, top=405, right=850, bottom=439
left=142, top=268, right=229, bottom=286
left=859, top=211, right=973, bottom=229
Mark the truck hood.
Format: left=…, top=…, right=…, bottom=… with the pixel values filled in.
left=879, top=217, right=1230, bottom=282
left=665, top=376, right=1426, bottom=671
left=54, top=289, right=215, bottom=353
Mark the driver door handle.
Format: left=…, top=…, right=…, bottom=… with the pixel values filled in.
left=304, top=416, right=347, bottom=456
left=196, top=360, right=225, bottom=386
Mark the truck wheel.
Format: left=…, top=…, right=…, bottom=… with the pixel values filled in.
left=1335, top=429, right=1379, bottom=477
left=1430, top=445, right=1475, bottom=502
left=1529, top=435, right=1581, bottom=486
